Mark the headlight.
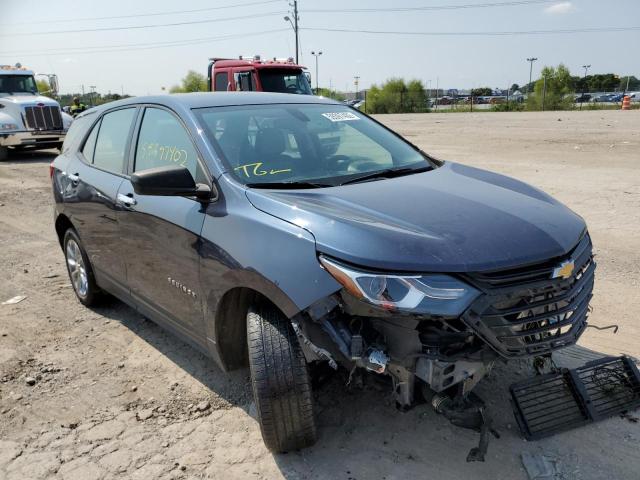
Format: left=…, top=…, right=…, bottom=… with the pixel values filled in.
left=319, top=256, right=480, bottom=316
left=0, top=123, right=18, bottom=131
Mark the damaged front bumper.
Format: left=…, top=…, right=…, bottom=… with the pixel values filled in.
left=294, top=293, right=498, bottom=408
left=296, top=234, right=595, bottom=408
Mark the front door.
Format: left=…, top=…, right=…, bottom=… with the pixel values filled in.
left=116, top=106, right=209, bottom=341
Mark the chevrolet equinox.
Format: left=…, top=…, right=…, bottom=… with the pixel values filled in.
left=51, top=93, right=595, bottom=453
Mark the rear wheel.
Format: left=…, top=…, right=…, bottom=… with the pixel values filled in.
left=63, top=229, right=101, bottom=306
left=247, top=304, right=317, bottom=452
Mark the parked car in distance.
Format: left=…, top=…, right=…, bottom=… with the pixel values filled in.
left=51, top=92, right=595, bottom=453
left=594, top=93, right=617, bottom=102
left=574, top=93, right=591, bottom=103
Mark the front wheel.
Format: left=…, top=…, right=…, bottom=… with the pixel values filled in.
left=247, top=304, right=317, bottom=452
left=0, top=146, right=8, bottom=161
left=63, top=229, right=101, bottom=306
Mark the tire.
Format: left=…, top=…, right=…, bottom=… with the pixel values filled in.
left=63, top=229, right=101, bottom=306
left=0, top=146, right=8, bottom=161
left=247, top=304, right=317, bottom=452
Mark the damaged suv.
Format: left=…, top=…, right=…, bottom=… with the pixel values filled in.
left=51, top=93, right=594, bottom=453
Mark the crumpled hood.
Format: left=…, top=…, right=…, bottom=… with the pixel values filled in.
left=245, top=162, right=586, bottom=272
left=0, top=94, right=59, bottom=106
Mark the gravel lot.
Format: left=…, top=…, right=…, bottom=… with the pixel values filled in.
left=1, top=110, right=639, bottom=480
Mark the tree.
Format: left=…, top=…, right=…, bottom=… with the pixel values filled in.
left=619, top=76, right=640, bottom=91
left=365, top=78, right=428, bottom=114
left=527, top=64, right=575, bottom=111
left=471, top=87, right=492, bottom=96
left=406, top=80, right=427, bottom=110
left=169, top=70, right=208, bottom=93
left=510, top=83, right=520, bottom=93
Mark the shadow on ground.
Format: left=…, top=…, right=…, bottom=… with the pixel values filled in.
left=2, top=148, right=58, bottom=164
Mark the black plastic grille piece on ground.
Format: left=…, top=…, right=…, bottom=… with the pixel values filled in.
left=510, top=356, right=640, bottom=440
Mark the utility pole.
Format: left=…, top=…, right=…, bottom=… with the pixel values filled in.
left=293, top=1, right=299, bottom=64
left=542, top=74, right=548, bottom=111
left=526, top=57, right=538, bottom=94
left=580, top=64, right=590, bottom=110
left=284, top=1, right=299, bottom=64
left=354, top=76, right=360, bottom=100
left=311, top=51, right=322, bottom=94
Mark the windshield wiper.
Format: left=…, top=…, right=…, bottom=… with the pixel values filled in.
left=246, top=180, right=333, bottom=189
left=339, top=165, right=432, bottom=186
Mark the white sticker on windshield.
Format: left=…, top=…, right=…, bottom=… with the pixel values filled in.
left=322, top=112, right=360, bottom=122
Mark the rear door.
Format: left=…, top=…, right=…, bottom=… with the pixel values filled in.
left=116, top=106, right=210, bottom=342
left=62, top=107, right=138, bottom=294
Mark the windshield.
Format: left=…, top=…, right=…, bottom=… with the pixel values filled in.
left=0, top=75, right=37, bottom=94
left=258, top=69, right=312, bottom=95
left=194, top=104, right=432, bottom=187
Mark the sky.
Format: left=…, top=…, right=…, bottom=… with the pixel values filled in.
left=0, top=0, right=638, bottom=95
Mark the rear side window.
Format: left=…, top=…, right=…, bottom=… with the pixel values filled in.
left=134, top=107, right=205, bottom=182
left=214, top=72, right=228, bottom=91
left=93, top=108, right=136, bottom=174
left=81, top=119, right=100, bottom=162
left=62, top=113, right=95, bottom=153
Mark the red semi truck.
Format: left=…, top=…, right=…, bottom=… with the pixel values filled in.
left=207, top=55, right=312, bottom=94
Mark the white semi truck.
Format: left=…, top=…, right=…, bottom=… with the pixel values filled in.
left=0, top=64, right=73, bottom=160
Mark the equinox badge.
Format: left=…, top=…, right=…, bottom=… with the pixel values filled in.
left=167, top=277, right=197, bottom=298
left=552, top=260, right=575, bottom=280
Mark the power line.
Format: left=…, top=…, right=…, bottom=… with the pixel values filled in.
left=0, top=11, right=286, bottom=37
left=1, top=29, right=288, bottom=56
left=302, top=26, right=640, bottom=36
left=303, top=0, right=556, bottom=13
left=1, top=0, right=282, bottom=26
left=0, top=29, right=290, bottom=57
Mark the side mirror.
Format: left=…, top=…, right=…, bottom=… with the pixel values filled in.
left=131, top=166, right=212, bottom=200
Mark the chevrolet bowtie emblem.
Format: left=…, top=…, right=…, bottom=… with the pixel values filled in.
left=552, top=260, right=575, bottom=279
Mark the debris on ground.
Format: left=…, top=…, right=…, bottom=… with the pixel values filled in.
left=2, top=295, right=27, bottom=305
left=521, top=452, right=558, bottom=480
left=137, top=408, right=154, bottom=421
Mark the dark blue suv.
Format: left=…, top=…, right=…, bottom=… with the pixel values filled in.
left=51, top=93, right=595, bottom=453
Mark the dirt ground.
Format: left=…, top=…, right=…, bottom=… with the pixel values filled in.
left=1, top=110, right=639, bottom=480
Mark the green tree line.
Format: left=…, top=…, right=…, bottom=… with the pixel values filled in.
left=365, top=79, right=429, bottom=114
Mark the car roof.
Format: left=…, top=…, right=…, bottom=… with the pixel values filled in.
left=82, top=92, right=342, bottom=117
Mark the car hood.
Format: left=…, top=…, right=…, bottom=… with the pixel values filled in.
left=245, top=162, right=586, bottom=272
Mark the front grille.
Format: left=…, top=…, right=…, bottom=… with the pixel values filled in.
left=463, top=235, right=595, bottom=358
left=24, top=105, right=63, bottom=131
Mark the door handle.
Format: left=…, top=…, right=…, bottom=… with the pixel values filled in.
left=117, top=193, right=137, bottom=207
